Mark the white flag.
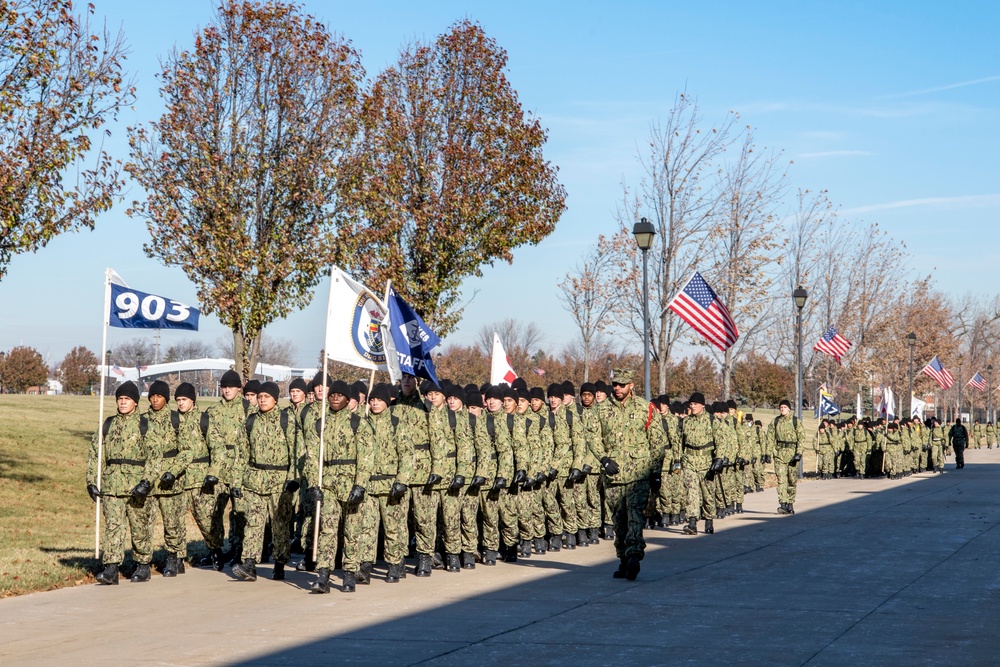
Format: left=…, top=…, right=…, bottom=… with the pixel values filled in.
left=911, top=394, right=926, bottom=420
left=324, top=267, right=388, bottom=371
left=879, top=386, right=895, bottom=420
left=490, top=333, right=518, bottom=385
left=856, top=393, right=863, bottom=420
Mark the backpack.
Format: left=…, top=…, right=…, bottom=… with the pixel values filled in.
left=246, top=408, right=294, bottom=439
left=103, top=414, right=149, bottom=439
left=313, top=412, right=361, bottom=438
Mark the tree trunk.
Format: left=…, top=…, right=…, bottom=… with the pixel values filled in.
left=582, top=335, right=590, bottom=383
left=723, top=347, right=732, bottom=399
left=233, top=330, right=262, bottom=382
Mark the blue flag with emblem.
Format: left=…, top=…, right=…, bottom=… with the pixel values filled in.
left=817, top=389, right=840, bottom=417
left=383, top=286, right=440, bottom=384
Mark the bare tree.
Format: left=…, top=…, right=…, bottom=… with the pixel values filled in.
left=476, top=319, right=544, bottom=373
left=558, top=237, right=617, bottom=381
left=110, top=338, right=156, bottom=369
left=217, top=332, right=296, bottom=366
left=163, top=339, right=216, bottom=362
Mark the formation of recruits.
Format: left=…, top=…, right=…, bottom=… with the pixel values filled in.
left=87, top=368, right=813, bottom=591
left=810, top=414, right=971, bottom=479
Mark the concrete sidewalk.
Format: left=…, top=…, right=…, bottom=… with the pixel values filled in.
left=3, top=449, right=999, bottom=666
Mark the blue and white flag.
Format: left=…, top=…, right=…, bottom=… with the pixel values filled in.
left=817, top=389, right=840, bottom=416
left=107, top=273, right=200, bottom=330
left=382, top=286, right=440, bottom=384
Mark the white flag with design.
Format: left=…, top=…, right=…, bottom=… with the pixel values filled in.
left=324, top=266, right=387, bottom=370
left=490, top=333, right=518, bottom=385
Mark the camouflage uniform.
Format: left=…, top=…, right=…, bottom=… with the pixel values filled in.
left=87, top=411, right=154, bottom=568
left=681, top=410, right=717, bottom=522
left=579, top=402, right=604, bottom=537
left=304, top=404, right=374, bottom=574
left=205, top=394, right=249, bottom=556
left=815, top=425, right=836, bottom=477
left=656, top=411, right=684, bottom=519
left=361, top=407, right=414, bottom=568
left=883, top=427, right=902, bottom=477
left=598, top=383, right=663, bottom=562
left=926, top=422, right=946, bottom=471
left=713, top=413, right=739, bottom=514
left=174, top=408, right=223, bottom=551
left=765, top=413, right=805, bottom=506
left=237, top=406, right=299, bottom=566
left=535, top=404, right=565, bottom=541
left=429, top=404, right=474, bottom=557
left=146, top=406, right=188, bottom=560
left=744, top=420, right=765, bottom=489
left=478, top=409, right=515, bottom=553
left=395, top=391, right=439, bottom=560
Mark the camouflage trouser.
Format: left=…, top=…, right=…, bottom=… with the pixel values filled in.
left=438, top=488, right=463, bottom=555
left=358, top=493, right=405, bottom=565
left=600, top=475, right=613, bottom=526
left=410, top=485, right=438, bottom=555
left=295, top=486, right=315, bottom=549
left=317, top=496, right=365, bottom=572
left=731, top=466, right=745, bottom=504
left=460, top=486, right=481, bottom=554
left=213, top=485, right=244, bottom=553
left=516, top=487, right=540, bottom=539
left=186, top=486, right=223, bottom=550
left=682, top=467, right=716, bottom=520
left=243, top=489, right=294, bottom=564
left=497, top=487, right=520, bottom=548
left=854, top=447, right=870, bottom=476
left=774, top=450, right=798, bottom=504
left=833, top=450, right=842, bottom=474
left=658, top=469, right=684, bottom=515
left=479, top=487, right=500, bottom=551
left=153, top=492, right=188, bottom=556
left=818, top=449, right=835, bottom=475
left=752, top=459, right=765, bottom=487
left=886, top=448, right=902, bottom=476
left=101, top=494, right=152, bottom=566
left=714, top=468, right=730, bottom=511
left=557, top=478, right=579, bottom=534
left=580, top=474, right=601, bottom=529
left=541, top=480, right=563, bottom=536
left=605, top=479, right=649, bottom=561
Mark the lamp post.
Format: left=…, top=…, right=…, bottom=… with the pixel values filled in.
left=907, top=333, right=916, bottom=418
left=632, top=218, right=656, bottom=400
left=0, top=350, right=5, bottom=394
left=793, top=285, right=808, bottom=479
left=989, top=364, right=994, bottom=424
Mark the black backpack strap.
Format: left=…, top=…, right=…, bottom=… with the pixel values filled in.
left=506, top=413, right=514, bottom=434
left=300, top=403, right=311, bottom=425
left=350, top=413, right=361, bottom=435
left=242, top=398, right=251, bottom=415
left=280, top=409, right=289, bottom=435
left=200, top=411, right=209, bottom=438
left=486, top=413, right=496, bottom=440
left=246, top=413, right=257, bottom=439
left=170, top=410, right=180, bottom=434
left=390, top=406, right=400, bottom=429
left=139, top=416, right=148, bottom=437
left=469, top=413, right=477, bottom=429
left=525, top=417, right=533, bottom=434
left=448, top=409, right=457, bottom=432
left=102, top=415, right=115, bottom=439
left=566, top=410, right=574, bottom=428
left=548, top=412, right=556, bottom=429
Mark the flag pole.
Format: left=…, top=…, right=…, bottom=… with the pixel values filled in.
left=311, top=266, right=336, bottom=563
left=94, top=268, right=112, bottom=558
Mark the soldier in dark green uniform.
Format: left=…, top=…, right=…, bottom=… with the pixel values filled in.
left=477, top=387, right=515, bottom=565
left=143, top=380, right=186, bottom=577
left=87, top=381, right=155, bottom=584
left=205, top=370, right=249, bottom=567
left=232, top=382, right=300, bottom=582
left=765, top=399, right=805, bottom=514
left=680, top=392, right=719, bottom=535
left=577, top=383, right=603, bottom=545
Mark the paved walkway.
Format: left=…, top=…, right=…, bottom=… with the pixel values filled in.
left=3, top=449, right=1000, bottom=666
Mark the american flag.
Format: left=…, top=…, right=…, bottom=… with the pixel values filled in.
left=111, top=364, right=125, bottom=377
left=921, top=355, right=955, bottom=389
left=968, top=372, right=987, bottom=391
left=667, top=272, right=739, bottom=351
left=532, top=368, right=546, bottom=376
left=813, top=326, right=852, bottom=363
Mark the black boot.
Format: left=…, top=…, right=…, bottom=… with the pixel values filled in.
left=704, top=519, right=714, bottom=534
left=342, top=571, right=356, bottom=593
left=612, top=559, right=628, bottom=579
left=603, top=524, right=615, bottom=540
left=777, top=503, right=791, bottom=515
left=679, top=510, right=687, bottom=523
left=358, top=561, right=372, bottom=584
left=534, top=537, right=547, bottom=555
left=548, top=535, right=561, bottom=552
left=130, top=563, right=151, bottom=582
left=787, top=503, right=795, bottom=514
left=311, top=568, right=331, bottom=594
left=461, top=552, right=476, bottom=569
left=575, top=529, right=588, bottom=547
left=682, top=518, right=698, bottom=535
left=431, top=551, right=445, bottom=570
left=272, top=561, right=285, bottom=580
left=625, top=557, right=641, bottom=581
left=232, top=558, right=257, bottom=581
left=444, top=553, right=460, bottom=572
left=736, top=503, right=743, bottom=514
left=484, top=550, right=498, bottom=566
left=519, top=539, right=532, bottom=558
left=176, top=558, right=186, bottom=574
left=755, top=484, right=764, bottom=493
left=588, top=527, right=600, bottom=544
left=227, top=544, right=243, bottom=567
left=209, top=548, right=224, bottom=571
left=415, top=553, right=432, bottom=577
left=564, top=531, right=576, bottom=549
left=386, top=562, right=402, bottom=583
left=95, top=563, right=119, bottom=585
left=502, top=545, right=518, bottom=563
left=162, top=553, right=178, bottom=578
left=296, top=557, right=316, bottom=572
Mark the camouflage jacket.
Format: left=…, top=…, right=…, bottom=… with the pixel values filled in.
left=681, top=410, right=716, bottom=473
left=505, top=410, right=535, bottom=478
left=304, top=405, right=374, bottom=500
left=926, top=425, right=947, bottom=447
left=145, top=406, right=181, bottom=496
left=206, top=396, right=249, bottom=486
left=427, top=405, right=472, bottom=488
left=174, top=408, right=218, bottom=490
left=547, top=404, right=574, bottom=478
left=366, top=407, right=414, bottom=495
left=580, top=404, right=604, bottom=473
left=479, top=409, right=513, bottom=483
left=765, top=414, right=805, bottom=461
left=599, top=394, right=664, bottom=484
left=87, top=410, right=153, bottom=496
left=239, top=407, right=300, bottom=494
left=713, top=415, right=740, bottom=463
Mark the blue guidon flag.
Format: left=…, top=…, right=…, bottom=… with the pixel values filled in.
left=666, top=271, right=739, bottom=351
left=382, top=287, right=440, bottom=384
left=108, top=282, right=200, bottom=330
left=817, top=389, right=841, bottom=416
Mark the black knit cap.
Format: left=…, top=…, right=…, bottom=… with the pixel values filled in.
left=464, top=383, right=479, bottom=394
left=220, top=370, right=242, bottom=388
left=330, top=380, right=351, bottom=398
left=115, top=381, right=140, bottom=403
left=465, top=391, right=484, bottom=409
left=530, top=387, right=546, bottom=401
left=727, top=399, right=738, bottom=410
left=289, top=378, right=308, bottom=394
left=352, top=380, right=368, bottom=398
left=174, top=382, right=196, bottom=402
left=657, top=394, right=670, bottom=405
left=480, top=382, right=493, bottom=393
left=562, top=381, right=575, bottom=396
left=580, top=382, right=596, bottom=395
left=446, top=385, right=465, bottom=401
left=670, top=401, right=685, bottom=415
left=712, top=401, right=727, bottom=414
left=688, top=392, right=706, bottom=406
left=516, top=388, right=530, bottom=401
left=148, top=380, right=170, bottom=401
left=594, top=380, right=610, bottom=394
left=502, top=387, right=518, bottom=401
left=369, top=383, right=392, bottom=404
left=423, top=381, right=443, bottom=395
left=258, top=381, right=280, bottom=399
left=243, top=379, right=261, bottom=396
left=779, top=399, right=791, bottom=409
left=485, top=386, right=505, bottom=401
left=546, top=383, right=564, bottom=399
left=512, top=377, right=528, bottom=391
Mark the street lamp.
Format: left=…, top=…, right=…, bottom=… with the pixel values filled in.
left=989, top=364, right=994, bottom=423
left=792, top=285, right=808, bottom=479
left=907, top=332, right=916, bottom=418
left=633, top=217, right=656, bottom=400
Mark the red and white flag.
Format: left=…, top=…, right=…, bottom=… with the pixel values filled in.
left=666, top=272, right=739, bottom=351
left=490, top=333, right=518, bottom=386
left=813, top=326, right=852, bottom=363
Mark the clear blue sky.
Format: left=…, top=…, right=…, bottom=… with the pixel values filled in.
left=2, top=0, right=997, bottom=368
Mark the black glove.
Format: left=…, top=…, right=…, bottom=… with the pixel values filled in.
left=522, top=477, right=534, bottom=491
left=582, top=464, right=593, bottom=475
left=202, top=475, right=219, bottom=490
left=492, top=477, right=507, bottom=492
left=425, top=473, right=442, bottom=487
left=513, top=469, right=528, bottom=485
left=469, top=476, right=487, bottom=492
left=87, top=484, right=101, bottom=502
left=283, top=479, right=300, bottom=494
left=751, top=457, right=757, bottom=465
left=722, top=457, right=731, bottom=468
left=160, top=471, right=175, bottom=489
left=130, top=479, right=151, bottom=499
left=307, top=486, right=324, bottom=503
left=762, top=454, right=772, bottom=464
left=568, top=468, right=583, bottom=483
left=790, top=453, right=802, bottom=465
left=533, top=472, right=547, bottom=486
left=346, top=484, right=366, bottom=504
left=546, top=467, right=558, bottom=482
left=448, top=475, right=466, bottom=492
left=710, top=458, right=724, bottom=474
left=649, top=471, right=662, bottom=485
left=230, top=486, right=243, bottom=499
left=600, top=456, right=620, bottom=476
left=389, top=481, right=408, bottom=501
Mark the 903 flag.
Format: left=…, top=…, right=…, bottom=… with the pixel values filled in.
left=109, top=283, right=200, bottom=330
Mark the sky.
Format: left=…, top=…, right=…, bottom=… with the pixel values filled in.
left=1, top=0, right=998, bottom=369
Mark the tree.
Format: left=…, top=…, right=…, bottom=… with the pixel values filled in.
left=1, top=345, right=48, bottom=393
left=164, top=339, right=216, bottom=363
left=110, top=338, right=155, bottom=369
left=217, top=332, right=296, bottom=366
left=0, top=0, right=135, bottom=282
left=125, top=0, right=364, bottom=381
left=732, top=352, right=794, bottom=407
left=56, top=345, right=99, bottom=394
left=559, top=237, right=617, bottom=382
left=346, top=19, right=567, bottom=335
left=476, top=319, right=544, bottom=374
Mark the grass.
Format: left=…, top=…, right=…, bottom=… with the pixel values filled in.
left=0, top=396, right=826, bottom=598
